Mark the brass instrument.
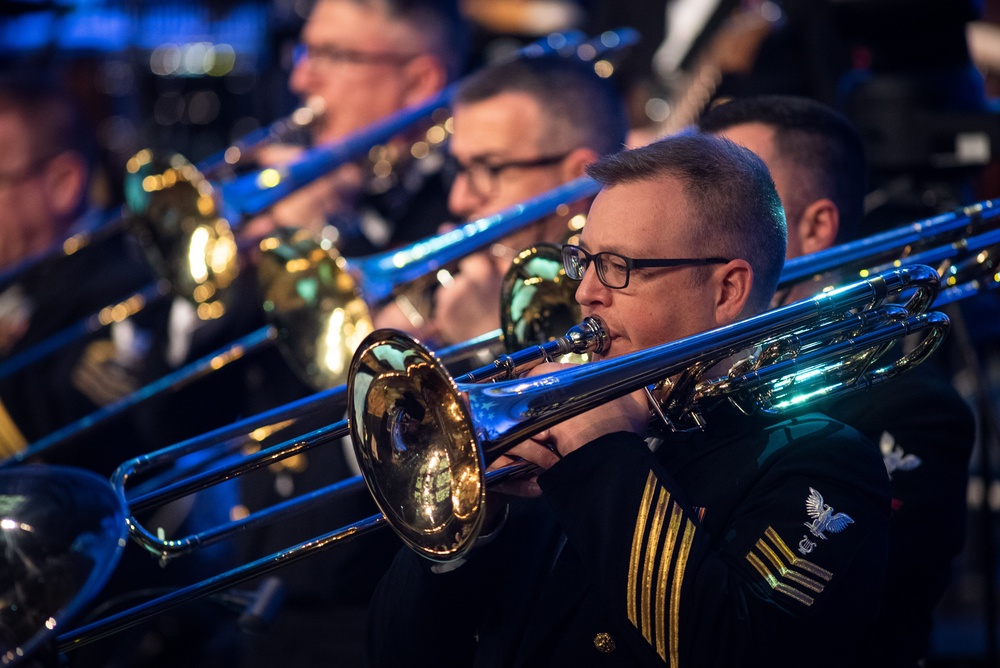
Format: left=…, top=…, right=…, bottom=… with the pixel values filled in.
left=51, top=318, right=605, bottom=652
left=779, top=198, right=1000, bottom=290
left=0, top=465, right=127, bottom=665
left=5, top=177, right=600, bottom=466
left=349, top=265, right=946, bottom=561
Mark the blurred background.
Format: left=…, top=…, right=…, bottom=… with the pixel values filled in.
left=2, top=0, right=999, bottom=665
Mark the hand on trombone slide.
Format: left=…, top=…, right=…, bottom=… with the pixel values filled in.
left=487, top=360, right=650, bottom=499
left=240, top=144, right=364, bottom=241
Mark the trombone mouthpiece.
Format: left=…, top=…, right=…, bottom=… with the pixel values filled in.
left=565, top=315, right=609, bottom=357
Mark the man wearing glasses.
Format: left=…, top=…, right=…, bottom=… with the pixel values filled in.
left=365, top=133, right=892, bottom=665
left=0, top=76, right=153, bottom=458
left=245, top=0, right=465, bottom=254
left=381, top=54, right=628, bottom=346
left=699, top=95, right=976, bottom=668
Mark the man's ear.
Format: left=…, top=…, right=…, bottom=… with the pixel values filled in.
left=715, top=259, right=753, bottom=324
left=43, top=152, right=88, bottom=222
left=401, top=54, right=448, bottom=107
left=559, top=147, right=599, bottom=181
left=796, top=198, right=840, bottom=255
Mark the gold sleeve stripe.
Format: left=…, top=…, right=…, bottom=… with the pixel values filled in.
left=784, top=570, right=826, bottom=593
left=763, top=527, right=833, bottom=580
left=0, top=400, right=27, bottom=459
left=756, top=541, right=826, bottom=593
left=627, top=471, right=699, bottom=666
left=655, top=502, right=684, bottom=661
left=670, top=518, right=696, bottom=666
left=628, top=472, right=658, bottom=625
left=746, top=552, right=816, bottom=607
left=746, top=526, right=836, bottom=607
left=641, top=486, right=670, bottom=643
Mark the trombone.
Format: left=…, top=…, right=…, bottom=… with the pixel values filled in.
left=0, top=28, right=636, bottom=381
left=0, top=28, right=639, bottom=386
left=5, top=176, right=599, bottom=466
left=35, top=263, right=948, bottom=655
left=778, top=198, right=1000, bottom=290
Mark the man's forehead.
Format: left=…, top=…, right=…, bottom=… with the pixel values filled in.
left=582, top=178, right=691, bottom=245
left=450, top=96, right=542, bottom=157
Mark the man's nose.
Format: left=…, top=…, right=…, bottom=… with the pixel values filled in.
left=447, top=172, right=484, bottom=221
left=575, top=263, right=610, bottom=307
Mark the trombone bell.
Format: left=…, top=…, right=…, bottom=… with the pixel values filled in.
left=348, top=332, right=483, bottom=561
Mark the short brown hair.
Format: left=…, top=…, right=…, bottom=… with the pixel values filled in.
left=587, top=134, right=787, bottom=313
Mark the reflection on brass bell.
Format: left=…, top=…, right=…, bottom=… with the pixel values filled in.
left=593, top=631, right=616, bottom=653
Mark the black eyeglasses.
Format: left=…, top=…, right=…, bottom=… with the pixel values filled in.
left=294, top=43, right=418, bottom=71
left=444, top=151, right=571, bottom=197
left=561, top=244, right=731, bottom=289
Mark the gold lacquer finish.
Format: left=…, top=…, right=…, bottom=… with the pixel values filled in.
left=348, top=331, right=482, bottom=561
left=500, top=243, right=583, bottom=357
left=123, top=151, right=238, bottom=319
left=257, top=229, right=374, bottom=390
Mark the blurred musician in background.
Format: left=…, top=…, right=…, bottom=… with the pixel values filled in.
left=161, top=2, right=469, bottom=666
left=375, top=53, right=629, bottom=346
left=0, top=75, right=152, bottom=466
left=700, top=94, right=977, bottom=667
left=244, top=0, right=466, bottom=256
left=366, top=133, right=893, bottom=665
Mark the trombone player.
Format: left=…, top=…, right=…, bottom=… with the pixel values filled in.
left=700, top=95, right=976, bottom=668
left=375, top=52, right=629, bottom=347
left=0, top=75, right=152, bottom=465
left=365, top=133, right=893, bottom=665
left=243, top=0, right=466, bottom=255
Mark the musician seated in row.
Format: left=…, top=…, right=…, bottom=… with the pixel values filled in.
left=244, top=0, right=466, bottom=256
left=365, top=132, right=893, bottom=665
left=0, top=75, right=152, bottom=466
left=375, top=52, right=629, bottom=348
left=699, top=94, right=976, bottom=668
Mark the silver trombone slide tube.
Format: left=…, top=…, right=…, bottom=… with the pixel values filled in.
left=219, top=30, right=590, bottom=217
left=54, top=460, right=534, bottom=653
left=117, top=317, right=605, bottom=564
left=120, top=331, right=507, bottom=501
left=779, top=198, right=1000, bottom=287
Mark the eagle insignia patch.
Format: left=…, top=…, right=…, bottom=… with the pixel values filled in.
left=879, top=431, right=922, bottom=479
left=803, top=487, right=854, bottom=540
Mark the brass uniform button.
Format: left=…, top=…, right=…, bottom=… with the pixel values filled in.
left=593, top=632, right=616, bottom=653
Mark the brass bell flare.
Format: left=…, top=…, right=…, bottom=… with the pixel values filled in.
left=349, top=331, right=482, bottom=562
left=257, top=230, right=375, bottom=390
left=124, top=150, right=239, bottom=321
left=0, top=466, right=127, bottom=665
